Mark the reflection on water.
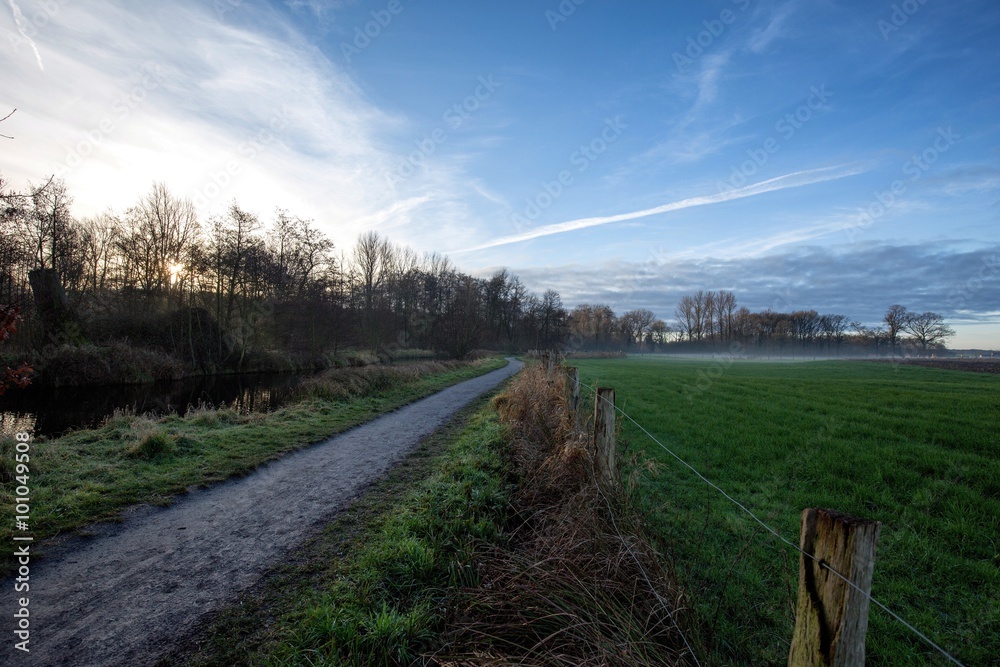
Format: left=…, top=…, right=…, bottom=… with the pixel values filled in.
left=0, top=372, right=311, bottom=439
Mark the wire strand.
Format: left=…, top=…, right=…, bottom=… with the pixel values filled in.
left=591, top=388, right=966, bottom=667
left=595, top=484, right=702, bottom=667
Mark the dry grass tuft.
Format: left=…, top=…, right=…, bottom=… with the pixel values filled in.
left=125, top=418, right=176, bottom=459
left=434, top=363, right=699, bottom=666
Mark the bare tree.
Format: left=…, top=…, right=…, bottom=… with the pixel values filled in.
left=79, top=211, right=121, bottom=294
left=648, top=319, right=670, bottom=348
left=716, top=290, right=737, bottom=341
left=25, top=177, right=73, bottom=272
left=122, top=183, right=199, bottom=294
left=852, top=321, right=887, bottom=357
left=702, top=290, right=716, bottom=340
left=903, top=311, right=955, bottom=354
left=675, top=295, right=697, bottom=341
left=883, top=304, right=908, bottom=357
left=352, top=231, right=395, bottom=349
left=820, top=313, right=850, bottom=354
left=268, top=210, right=334, bottom=297
left=620, top=308, right=656, bottom=349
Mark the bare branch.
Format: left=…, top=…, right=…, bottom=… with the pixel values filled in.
left=0, top=108, right=15, bottom=139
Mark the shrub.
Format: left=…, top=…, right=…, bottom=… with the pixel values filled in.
left=35, top=343, right=184, bottom=387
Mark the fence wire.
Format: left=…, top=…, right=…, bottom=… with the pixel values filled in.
left=594, top=483, right=702, bottom=667
left=587, top=385, right=967, bottom=667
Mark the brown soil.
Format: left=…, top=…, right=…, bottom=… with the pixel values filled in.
left=866, top=357, right=1000, bottom=374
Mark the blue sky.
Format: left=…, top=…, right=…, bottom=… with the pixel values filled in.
left=3, top=0, right=999, bottom=347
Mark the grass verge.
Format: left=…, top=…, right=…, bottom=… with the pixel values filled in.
left=574, top=357, right=999, bottom=666
left=157, top=394, right=512, bottom=667
left=0, top=358, right=507, bottom=576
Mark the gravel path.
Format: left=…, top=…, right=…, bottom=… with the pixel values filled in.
left=3, top=359, right=522, bottom=667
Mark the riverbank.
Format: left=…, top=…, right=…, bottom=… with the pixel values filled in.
left=0, top=357, right=506, bottom=576
left=1, top=341, right=445, bottom=389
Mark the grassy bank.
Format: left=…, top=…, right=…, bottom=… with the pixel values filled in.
left=574, top=357, right=999, bottom=665
left=160, top=396, right=513, bottom=666
left=0, top=358, right=506, bottom=575
left=6, top=342, right=444, bottom=388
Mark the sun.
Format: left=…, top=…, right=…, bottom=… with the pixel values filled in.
left=168, top=262, right=184, bottom=286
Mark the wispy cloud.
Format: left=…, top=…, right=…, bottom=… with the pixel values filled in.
left=458, top=163, right=867, bottom=252
left=7, top=0, right=44, bottom=70
left=670, top=216, right=861, bottom=261
left=0, top=0, right=484, bottom=252
left=748, top=2, right=795, bottom=54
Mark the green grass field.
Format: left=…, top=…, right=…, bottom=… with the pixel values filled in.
left=574, top=357, right=999, bottom=666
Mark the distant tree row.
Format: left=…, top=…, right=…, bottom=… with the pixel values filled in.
left=1, top=178, right=568, bottom=366
left=0, top=176, right=958, bottom=367
left=567, top=291, right=955, bottom=357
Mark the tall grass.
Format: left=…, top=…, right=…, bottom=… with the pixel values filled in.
left=574, top=357, right=999, bottom=666
left=435, top=363, right=697, bottom=666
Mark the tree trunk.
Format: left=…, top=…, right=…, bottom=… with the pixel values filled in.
left=28, top=268, right=84, bottom=346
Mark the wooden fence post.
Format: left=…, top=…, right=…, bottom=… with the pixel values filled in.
left=564, top=366, right=580, bottom=413
left=593, top=387, right=616, bottom=485
left=788, top=508, right=881, bottom=667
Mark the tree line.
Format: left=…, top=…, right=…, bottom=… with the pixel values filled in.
left=0, top=178, right=568, bottom=369
left=568, top=291, right=955, bottom=356
left=0, top=177, right=958, bottom=377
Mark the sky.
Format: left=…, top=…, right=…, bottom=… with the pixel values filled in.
left=2, top=0, right=999, bottom=348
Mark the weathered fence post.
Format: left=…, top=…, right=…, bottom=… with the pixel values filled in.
left=788, top=508, right=881, bottom=667
left=564, top=366, right=580, bottom=413
left=593, top=387, right=616, bottom=485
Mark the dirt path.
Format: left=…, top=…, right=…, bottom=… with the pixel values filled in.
left=3, top=359, right=522, bottom=667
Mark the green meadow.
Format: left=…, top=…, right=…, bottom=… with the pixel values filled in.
left=574, top=357, right=999, bottom=666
